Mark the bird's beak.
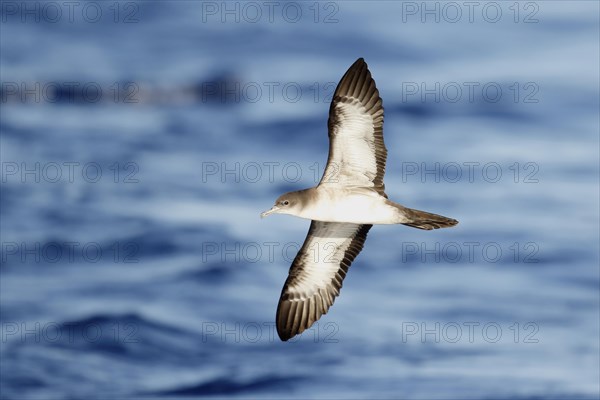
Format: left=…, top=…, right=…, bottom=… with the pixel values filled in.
left=260, top=206, right=279, bottom=218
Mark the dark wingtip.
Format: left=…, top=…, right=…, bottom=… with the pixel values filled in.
left=277, top=330, right=291, bottom=342
left=276, top=316, right=293, bottom=341
left=276, top=301, right=293, bottom=341
left=352, top=57, right=366, bottom=68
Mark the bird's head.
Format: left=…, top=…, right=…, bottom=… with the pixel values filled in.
left=260, top=191, right=305, bottom=218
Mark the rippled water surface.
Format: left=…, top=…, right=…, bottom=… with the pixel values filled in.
left=1, top=1, right=599, bottom=399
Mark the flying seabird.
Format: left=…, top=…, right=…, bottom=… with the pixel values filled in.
left=261, top=58, right=458, bottom=341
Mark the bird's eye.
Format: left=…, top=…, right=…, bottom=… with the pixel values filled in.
left=283, top=200, right=289, bottom=206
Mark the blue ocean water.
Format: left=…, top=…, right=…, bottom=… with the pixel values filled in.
left=1, top=1, right=599, bottom=399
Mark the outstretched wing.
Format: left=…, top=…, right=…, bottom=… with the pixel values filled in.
left=320, top=58, right=387, bottom=196
left=276, top=221, right=371, bottom=341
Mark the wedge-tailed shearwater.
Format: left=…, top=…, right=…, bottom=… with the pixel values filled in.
left=261, top=58, right=458, bottom=341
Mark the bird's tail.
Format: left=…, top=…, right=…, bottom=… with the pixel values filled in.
left=394, top=204, right=458, bottom=230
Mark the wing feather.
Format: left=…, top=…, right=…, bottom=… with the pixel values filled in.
left=276, top=221, right=371, bottom=341
left=320, top=58, right=387, bottom=196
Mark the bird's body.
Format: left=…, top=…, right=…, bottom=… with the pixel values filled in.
left=261, top=58, right=459, bottom=341
left=274, top=186, right=402, bottom=224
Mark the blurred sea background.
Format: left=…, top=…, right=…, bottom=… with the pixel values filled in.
left=1, top=1, right=599, bottom=399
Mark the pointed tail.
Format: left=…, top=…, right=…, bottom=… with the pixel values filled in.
left=401, top=207, right=458, bottom=230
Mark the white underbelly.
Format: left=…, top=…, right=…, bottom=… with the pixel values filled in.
left=301, top=191, right=400, bottom=224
